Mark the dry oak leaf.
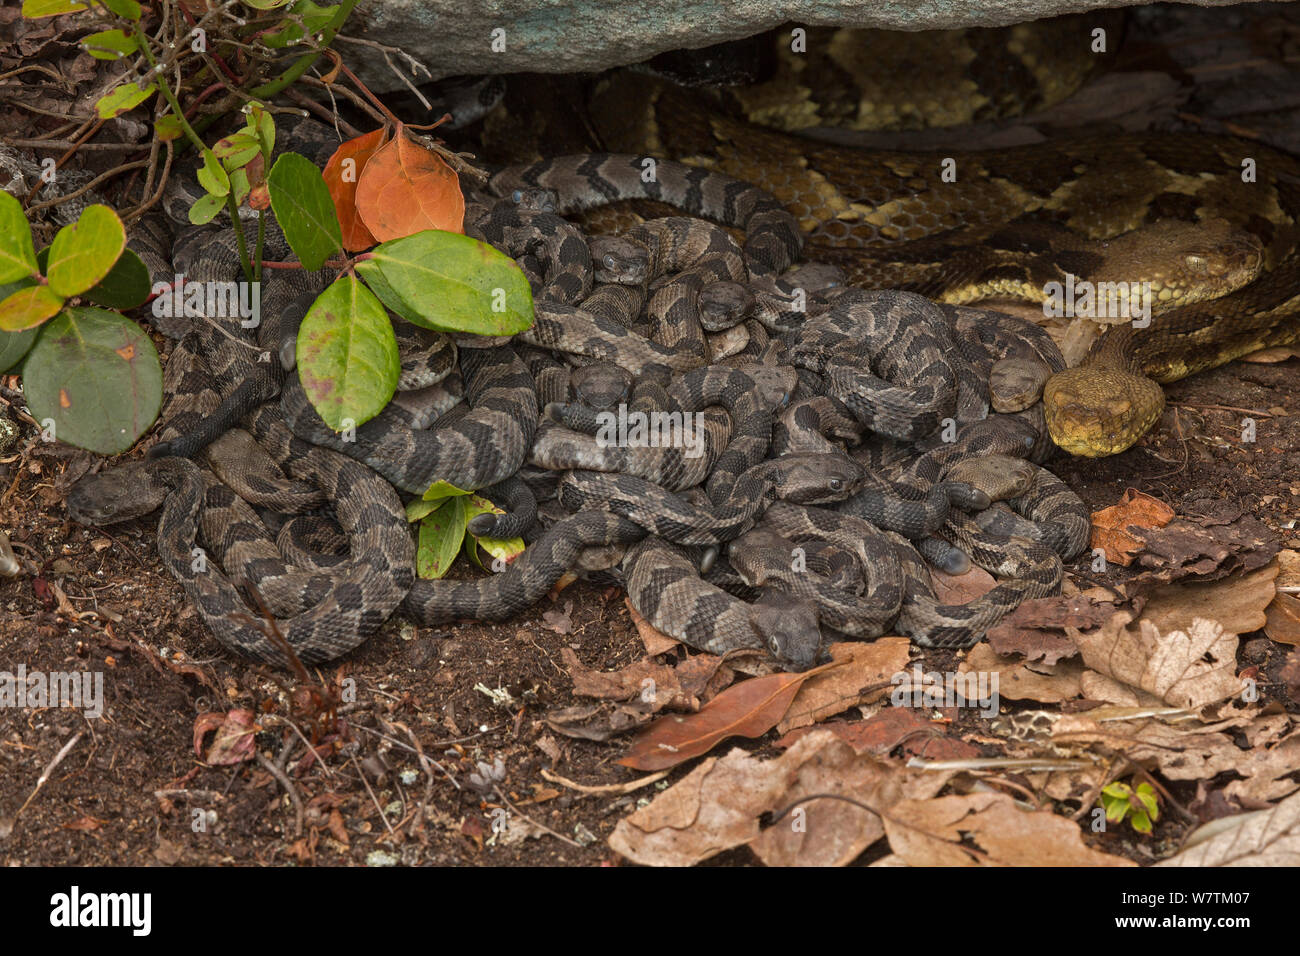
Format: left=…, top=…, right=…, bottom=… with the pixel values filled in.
left=354, top=126, right=464, bottom=241
left=779, top=709, right=981, bottom=761
left=561, top=647, right=727, bottom=713
left=961, top=642, right=1085, bottom=703
left=608, top=730, right=946, bottom=867
left=883, top=792, right=1135, bottom=866
left=776, top=638, right=912, bottom=734
left=1090, top=489, right=1175, bottom=566
left=1156, top=788, right=1300, bottom=866
left=985, top=592, right=1120, bottom=664
left=1138, top=562, right=1278, bottom=639
left=1070, top=611, right=1241, bottom=709
left=1222, top=732, right=1300, bottom=805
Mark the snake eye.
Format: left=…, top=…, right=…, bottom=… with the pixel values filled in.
left=603, top=254, right=616, bottom=269
left=511, top=189, right=523, bottom=204
left=829, top=478, right=844, bottom=491
left=1184, top=253, right=1207, bottom=273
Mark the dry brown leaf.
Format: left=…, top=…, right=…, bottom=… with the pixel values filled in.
left=883, top=792, right=1135, bottom=866
left=1071, top=611, right=1241, bottom=709
left=1133, top=513, right=1280, bottom=584
left=779, top=709, right=980, bottom=760
left=961, top=643, right=1085, bottom=703
left=1156, top=790, right=1300, bottom=866
left=776, top=638, right=912, bottom=733
left=618, top=661, right=842, bottom=771
left=1090, top=489, right=1175, bottom=566
left=1139, top=563, right=1278, bottom=639
left=929, top=565, right=997, bottom=604
left=624, top=598, right=681, bottom=656
left=561, top=648, right=727, bottom=713
left=985, top=592, right=1120, bottom=664
left=608, top=730, right=946, bottom=867
left=1277, top=550, right=1300, bottom=589
left=1222, top=733, right=1300, bottom=805
left=1265, top=592, right=1300, bottom=645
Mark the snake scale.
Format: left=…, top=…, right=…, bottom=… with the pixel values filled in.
left=57, top=12, right=1286, bottom=668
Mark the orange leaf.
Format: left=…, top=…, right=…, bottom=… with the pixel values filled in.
left=322, top=126, right=388, bottom=251
left=618, top=661, right=842, bottom=771
left=354, top=125, right=464, bottom=242
left=1090, top=488, right=1175, bottom=566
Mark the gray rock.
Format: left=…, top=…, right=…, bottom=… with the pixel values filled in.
left=349, top=0, right=1241, bottom=89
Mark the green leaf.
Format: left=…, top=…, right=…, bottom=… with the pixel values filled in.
left=99, top=0, right=142, bottom=18
left=416, top=496, right=468, bottom=579
left=420, top=479, right=471, bottom=503
left=355, top=231, right=534, bottom=335
left=267, top=152, right=343, bottom=270
left=0, top=192, right=38, bottom=284
left=0, top=285, right=62, bottom=331
left=213, top=132, right=262, bottom=171
left=23, top=307, right=162, bottom=454
left=357, top=262, right=422, bottom=325
left=1136, top=784, right=1159, bottom=820
left=187, top=193, right=224, bottom=225
left=0, top=281, right=38, bottom=370
left=82, top=28, right=138, bottom=59
left=1129, top=811, right=1153, bottom=835
left=197, top=150, right=230, bottom=198
left=229, top=168, right=250, bottom=208
left=154, top=114, right=184, bottom=142
left=95, top=81, right=155, bottom=119
left=294, top=277, right=399, bottom=431
left=81, top=248, right=150, bottom=309
left=250, top=102, right=275, bottom=157
left=21, top=0, right=88, bottom=16
left=243, top=0, right=295, bottom=9
left=0, top=327, right=39, bottom=373
left=261, top=0, right=339, bottom=48
left=46, top=204, right=126, bottom=298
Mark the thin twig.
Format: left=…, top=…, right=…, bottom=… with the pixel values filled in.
left=541, top=767, right=669, bottom=795
left=255, top=750, right=304, bottom=838
left=15, top=732, right=84, bottom=819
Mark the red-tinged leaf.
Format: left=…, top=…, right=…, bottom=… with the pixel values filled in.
left=618, top=661, right=843, bottom=771
left=323, top=127, right=388, bottom=251
left=193, top=709, right=257, bottom=765
left=249, top=182, right=271, bottom=211
left=355, top=126, right=464, bottom=242
left=62, top=815, right=108, bottom=831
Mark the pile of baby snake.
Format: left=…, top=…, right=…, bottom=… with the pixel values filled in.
left=53, top=14, right=1298, bottom=669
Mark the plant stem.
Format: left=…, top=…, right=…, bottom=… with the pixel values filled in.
left=247, top=0, right=358, bottom=102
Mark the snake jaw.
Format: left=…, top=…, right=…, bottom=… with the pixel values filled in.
left=1042, top=367, right=1167, bottom=457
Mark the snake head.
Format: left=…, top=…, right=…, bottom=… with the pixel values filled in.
left=66, top=462, right=169, bottom=526
left=749, top=592, right=823, bottom=671
left=698, top=280, right=754, bottom=331
left=769, top=453, right=867, bottom=504
left=588, top=236, right=650, bottom=285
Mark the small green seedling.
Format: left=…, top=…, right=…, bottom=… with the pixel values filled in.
left=1100, top=779, right=1160, bottom=835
